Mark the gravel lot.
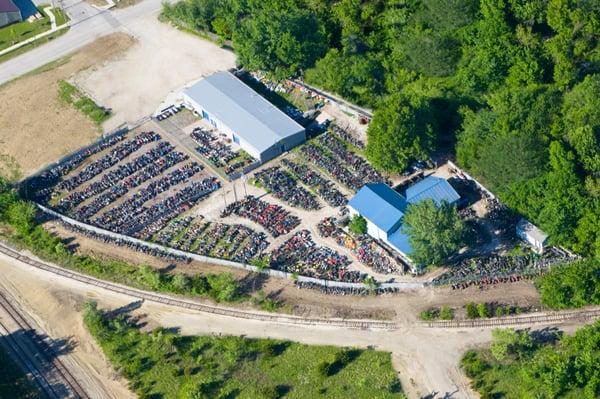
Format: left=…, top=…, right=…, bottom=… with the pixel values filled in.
left=74, top=14, right=236, bottom=132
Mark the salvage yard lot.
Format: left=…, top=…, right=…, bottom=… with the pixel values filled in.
left=0, top=33, right=135, bottom=177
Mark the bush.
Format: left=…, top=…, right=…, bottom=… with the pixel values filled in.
left=58, top=80, right=110, bottom=125
left=439, top=306, right=454, bottom=320
left=419, top=309, right=439, bottom=321
left=465, top=302, right=479, bottom=319
left=477, top=303, right=489, bottom=318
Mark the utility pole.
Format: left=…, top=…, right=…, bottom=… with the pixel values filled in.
left=241, top=173, right=247, bottom=197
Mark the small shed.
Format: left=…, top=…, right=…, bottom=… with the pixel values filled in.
left=516, top=218, right=548, bottom=254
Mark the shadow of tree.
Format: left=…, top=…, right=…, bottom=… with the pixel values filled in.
left=237, top=272, right=269, bottom=295
left=0, top=329, right=78, bottom=398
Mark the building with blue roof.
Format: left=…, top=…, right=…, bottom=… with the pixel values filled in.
left=348, top=176, right=460, bottom=265
left=406, top=176, right=460, bottom=205
left=182, top=71, right=306, bottom=163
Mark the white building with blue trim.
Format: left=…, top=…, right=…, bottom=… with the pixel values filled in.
left=347, top=176, right=460, bottom=266
left=182, top=71, right=306, bottom=163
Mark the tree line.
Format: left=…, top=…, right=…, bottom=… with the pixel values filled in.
left=160, top=0, right=600, bottom=257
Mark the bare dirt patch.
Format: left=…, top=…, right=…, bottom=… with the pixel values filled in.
left=0, top=33, right=135, bottom=178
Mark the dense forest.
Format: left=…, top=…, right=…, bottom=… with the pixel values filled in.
left=161, top=0, right=600, bottom=258
left=462, top=321, right=600, bottom=398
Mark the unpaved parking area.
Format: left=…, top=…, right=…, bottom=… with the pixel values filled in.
left=74, top=14, right=237, bottom=132
left=0, top=33, right=135, bottom=178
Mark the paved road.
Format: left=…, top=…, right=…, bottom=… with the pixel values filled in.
left=0, top=0, right=166, bottom=85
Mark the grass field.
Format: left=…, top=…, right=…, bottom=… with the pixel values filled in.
left=0, top=344, right=43, bottom=399
left=0, top=28, right=68, bottom=64
left=0, top=33, right=133, bottom=178
left=85, top=303, right=405, bottom=399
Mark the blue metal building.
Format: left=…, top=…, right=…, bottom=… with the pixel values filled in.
left=348, top=176, right=460, bottom=265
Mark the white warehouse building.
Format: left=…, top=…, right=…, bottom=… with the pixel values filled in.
left=182, top=71, right=306, bottom=163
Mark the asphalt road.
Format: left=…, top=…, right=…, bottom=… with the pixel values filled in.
left=0, top=0, right=165, bottom=85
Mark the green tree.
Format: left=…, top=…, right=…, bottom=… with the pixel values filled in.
left=399, top=28, right=461, bottom=77
left=365, top=94, right=434, bottom=173
left=305, top=49, right=385, bottom=106
left=560, top=74, right=600, bottom=175
left=5, top=200, right=36, bottom=235
left=348, top=214, right=367, bottom=235
left=363, top=276, right=378, bottom=293
left=207, top=273, right=239, bottom=302
left=455, top=0, right=518, bottom=93
left=545, top=0, right=600, bottom=87
left=233, top=5, right=327, bottom=79
left=537, top=259, right=600, bottom=309
left=171, top=273, right=191, bottom=293
left=401, top=199, right=466, bottom=266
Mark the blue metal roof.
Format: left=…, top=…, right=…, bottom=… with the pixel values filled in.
left=12, top=0, right=37, bottom=18
left=406, top=176, right=460, bottom=205
left=387, top=230, right=413, bottom=256
left=183, top=72, right=305, bottom=154
left=348, top=183, right=407, bottom=234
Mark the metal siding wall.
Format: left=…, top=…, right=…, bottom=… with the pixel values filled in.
left=283, top=129, right=306, bottom=151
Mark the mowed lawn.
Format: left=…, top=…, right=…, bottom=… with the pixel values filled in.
left=0, top=5, right=68, bottom=51
left=85, top=304, right=405, bottom=399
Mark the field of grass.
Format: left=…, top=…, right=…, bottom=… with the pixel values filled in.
left=0, top=344, right=42, bottom=399
left=84, top=302, right=404, bottom=399
left=58, top=80, right=111, bottom=125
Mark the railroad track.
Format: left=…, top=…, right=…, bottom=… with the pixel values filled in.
left=425, top=308, right=600, bottom=328
left=0, top=290, right=89, bottom=399
left=1, top=241, right=599, bottom=331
